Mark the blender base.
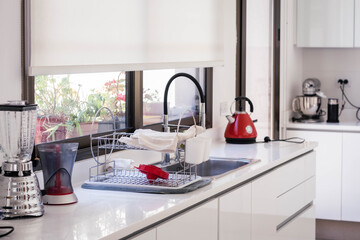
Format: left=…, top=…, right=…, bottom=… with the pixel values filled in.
left=0, top=172, right=44, bottom=219
left=43, top=193, right=78, bottom=205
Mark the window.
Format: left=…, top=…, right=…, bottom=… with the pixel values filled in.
left=34, top=72, right=127, bottom=145
left=143, top=68, right=205, bottom=126
left=28, top=68, right=212, bottom=161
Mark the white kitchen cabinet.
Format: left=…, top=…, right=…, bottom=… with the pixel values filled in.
left=219, top=183, right=251, bottom=240
left=287, top=130, right=342, bottom=220
left=127, top=150, right=316, bottom=239
left=342, top=132, right=360, bottom=221
left=277, top=205, right=315, bottom=240
left=297, top=0, right=354, bottom=47
left=130, top=229, right=156, bottom=240
left=157, top=198, right=218, bottom=240
left=252, top=151, right=316, bottom=240
left=355, top=0, right=360, bottom=47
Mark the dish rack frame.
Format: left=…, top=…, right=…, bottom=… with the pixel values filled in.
left=86, top=107, right=201, bottom=190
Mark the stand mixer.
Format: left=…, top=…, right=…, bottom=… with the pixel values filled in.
left=292, top=78, right=326, bottom=122
left=0, top=101, right=44, bottom=219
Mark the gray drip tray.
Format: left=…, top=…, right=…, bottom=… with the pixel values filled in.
left=82, top=178, right=211, bottom=194
left=81, top=158, right=259, bottom=194
left=161, top=157, right=260, bottom=179
left=81, top=167, right=212, bottom=194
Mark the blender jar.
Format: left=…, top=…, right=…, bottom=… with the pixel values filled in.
left=0, top=101, right=38, bottom=163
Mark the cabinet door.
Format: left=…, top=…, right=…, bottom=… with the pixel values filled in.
left=252, top=151, right=315, bottom=240
left=157, top=199, right=218, bottom=240
left=342, top=132, right=360, bottom=221
left=355, top=0, right=360, bottom=47
left=297, top=0, right=354, bottom=47
left=219, top=183, right=251, bottom=240
left=130, top=229, right=156, bottom=240
left=287, top=130, right=342, bottom=220
left=277, top=205, right=315, bottom=240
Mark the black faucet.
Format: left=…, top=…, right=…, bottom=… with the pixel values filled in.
left=161, top=73, right=206, bottom=165
left=163, top=73, right=206, bottom=132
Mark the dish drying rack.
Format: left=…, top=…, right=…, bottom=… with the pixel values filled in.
left=82, top=107, right=203, bottom=192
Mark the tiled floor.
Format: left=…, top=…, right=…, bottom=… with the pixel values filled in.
left=316, top=219, right=360, bottom=240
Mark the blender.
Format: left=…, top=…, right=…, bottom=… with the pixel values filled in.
left=38, top=143, right=78, bottom=205
left=0, top=101, right=44, bottom=219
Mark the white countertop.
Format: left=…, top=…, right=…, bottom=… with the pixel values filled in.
left=287, top=109, right=360, bottom=132
left=0, top=140, right=317, bottom=240
left=287, top=120, right=360, bottom=132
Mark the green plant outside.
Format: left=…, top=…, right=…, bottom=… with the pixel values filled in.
left=35, top=73, right=126, bottom=141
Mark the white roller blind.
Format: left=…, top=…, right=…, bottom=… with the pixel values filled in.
left=29, top=0, right=224, bottom=76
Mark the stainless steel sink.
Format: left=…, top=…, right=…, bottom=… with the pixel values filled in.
left=160, top=157, right=259, bottom=179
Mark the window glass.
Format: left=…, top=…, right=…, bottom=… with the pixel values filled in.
left=34, top=72, right=126, bottom=144
left=143, top=68, right=205, bottom=126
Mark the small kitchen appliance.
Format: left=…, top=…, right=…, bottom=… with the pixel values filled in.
left=224, top=97, right=257, bottom=144
left=327, top=98, right=339, bottom=123
left=292, top=78, right=326, bottom=122
left=0, top=101, right=44, bottom=219
left=38, top=143, right=78, bottom=205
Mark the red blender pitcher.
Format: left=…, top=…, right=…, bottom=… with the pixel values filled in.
left=38, top=143, right=78, bottom=205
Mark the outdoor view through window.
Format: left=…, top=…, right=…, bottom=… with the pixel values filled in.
left=143, top=68, right=204, bottom=126
left=34, top=72, right=126, bottom=145
left=34, top=68, right=204, bottom=145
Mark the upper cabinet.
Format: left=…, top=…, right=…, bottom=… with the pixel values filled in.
left=297, top=0, right=355, bottom=47
left=355, top=0, right=360, bottom=47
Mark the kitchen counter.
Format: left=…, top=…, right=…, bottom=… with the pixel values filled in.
left=287, top=109, right=360, bottom=132
left=0, top=141, right=317, bottom=240
left=287, top=120, right=360, bottom=132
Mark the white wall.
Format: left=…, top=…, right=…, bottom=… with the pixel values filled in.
left=280, top=0, right=304, bottom=132
left=303, top=48, right=360, bottom=109
left=212, top=0, right=237, bottom=140
left=0, top=0, right=22, bottom=102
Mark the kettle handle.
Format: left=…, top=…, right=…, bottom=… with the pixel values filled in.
left=234, top=96, right=254, bottom=113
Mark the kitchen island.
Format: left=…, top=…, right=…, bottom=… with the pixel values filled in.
left=1, top=141, right=317, bottom=240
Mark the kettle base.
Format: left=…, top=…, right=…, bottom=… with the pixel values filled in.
left=225, top=138, right=256, bottom=144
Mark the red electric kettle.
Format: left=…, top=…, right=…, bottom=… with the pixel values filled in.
left=224, top=97, right=257, bottom=144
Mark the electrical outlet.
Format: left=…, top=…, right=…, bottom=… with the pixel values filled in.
left=337, top=79, right=350, bottom=87
left=220, top=102, right=228, bottom=116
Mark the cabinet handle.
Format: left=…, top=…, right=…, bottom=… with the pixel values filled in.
left=276, top=202, right=313, bottom=231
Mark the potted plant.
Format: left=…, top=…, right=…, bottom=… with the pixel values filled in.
left=35, top=75, right=82, bottom=143
left=73, top=92, right=106, bottom=136
left=97, top=73, right=126, bottom=132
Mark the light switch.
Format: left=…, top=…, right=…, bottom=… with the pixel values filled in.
left=220, top=102, right=228, bottom=116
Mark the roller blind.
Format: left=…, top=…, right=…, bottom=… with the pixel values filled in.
left=29, top=0, right=224, bottom=76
